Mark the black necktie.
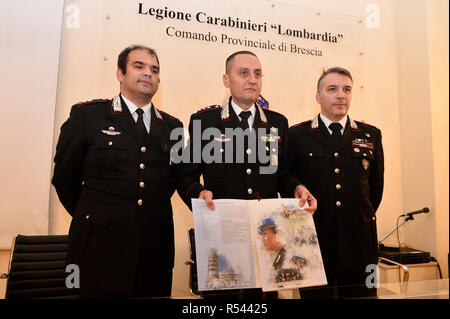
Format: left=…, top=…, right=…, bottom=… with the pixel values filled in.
left=136, top=108, right=147, bottom=140
left=239, top=111, right=251, bottom=130
left=329, top=122, right=343, bottom=145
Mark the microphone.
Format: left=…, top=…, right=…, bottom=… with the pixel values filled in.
left=400, top=207, right=430, bottom=217
left=378, top=207, right=429, bottom=244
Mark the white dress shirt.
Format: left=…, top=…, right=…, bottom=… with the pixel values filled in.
left=231, top=99, right=256, bottom=132
left=121, top=94, right=152, bottom=133
left=320, top=113, right=347, bottom=136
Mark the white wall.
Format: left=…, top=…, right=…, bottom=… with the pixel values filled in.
left=396, top=0, right=449, bottom=278
left=426, top=0, right=449, bottom=280
left=0, top=0, right=64, bottom=247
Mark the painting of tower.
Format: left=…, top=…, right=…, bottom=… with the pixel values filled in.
left=207, top=248, right=219, bottom=287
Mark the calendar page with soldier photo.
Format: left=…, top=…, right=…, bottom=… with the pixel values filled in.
left=192, top=198, right=327, bottom=292
left=250, top=198, right=327, bottom=291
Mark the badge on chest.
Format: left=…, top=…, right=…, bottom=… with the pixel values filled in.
left=362, top=159, right=370, bottom=171
left=352, top=138, right=373, bottom=149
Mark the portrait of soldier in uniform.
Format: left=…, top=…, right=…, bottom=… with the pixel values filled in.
left=258, top=216, right=305, bottom=283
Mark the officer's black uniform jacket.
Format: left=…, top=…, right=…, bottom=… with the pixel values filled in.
left=52, top=94, right=182, bottom=297
left=178, top=97, right=300, bottom=208
left=286, top=114, right=384, bottom=275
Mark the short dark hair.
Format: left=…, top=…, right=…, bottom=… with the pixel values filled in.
left=225, top=51, right=258, bottom=74
left=117, top=44, right=159, bottom=75
left=317, top=67, right=353, bottom=92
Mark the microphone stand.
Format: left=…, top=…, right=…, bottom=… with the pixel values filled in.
left=378, top=214, right=415, bottom=246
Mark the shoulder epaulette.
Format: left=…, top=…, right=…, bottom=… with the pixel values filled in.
left=290, top=120, right=311, bottom=129
left=76, top=99, right=109, bottom=106
left=354, top=120, right=379, bottom=130
left=193, top=105, right=221, bottom=115
left=158, top=109, right=181, bottom=122
left=264, top=108, right=287, bottom=118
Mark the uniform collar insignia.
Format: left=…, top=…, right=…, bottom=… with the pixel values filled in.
left=111, top=94, right=122, bottom=113
left=153, top=105, right=163, bottom=121
left=256, top=103, right=268, bottom=124
left=112, top=94, right=163, bottom=121
left=221, top=97, right=267, bottom=124
left=349, top=117, right=359, bottom=130
left=220, top=100, right=229, bottom=120
left=310, top=114, right=359, bottom=130
left=311, top=115, right=320, bottom=129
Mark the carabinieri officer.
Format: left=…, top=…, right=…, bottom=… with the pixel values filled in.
left=177, top=51, right=317, bottom=299
left=287, top=67, right=384, bottom=299
left=52, top=45, right=183, bottom=298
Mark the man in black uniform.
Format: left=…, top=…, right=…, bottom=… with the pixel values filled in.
left=177, top=51, right=317, bottom=298
left=178, top=51, right=317, bottom=209
left=287, top=67, right=384, bottom=298
left=52, top=45, right=183, bottom=298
